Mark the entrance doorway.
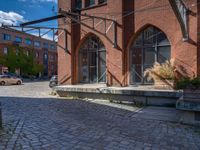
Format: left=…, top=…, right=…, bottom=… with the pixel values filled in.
left=79, top=35, right=106, bottom=83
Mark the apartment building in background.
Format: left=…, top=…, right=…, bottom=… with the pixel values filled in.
left=0, top=27, right=57, bottom=77
left=57, top=0, right=199, bottom=86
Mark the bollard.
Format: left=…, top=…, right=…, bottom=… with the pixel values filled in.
left=0, top=102, right=2, bottom=129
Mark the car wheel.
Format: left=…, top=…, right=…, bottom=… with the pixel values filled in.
left=17, top=80, right=21, bottom=85
left=0, top=81, right=5, bottom=86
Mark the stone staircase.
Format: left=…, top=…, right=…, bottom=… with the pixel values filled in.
left=176, top=89, right=200, bottom=126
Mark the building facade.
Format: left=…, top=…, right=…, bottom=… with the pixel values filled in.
left=0, top=27, right=57, bottom=77
left=57, top=0, right=199, bottom=86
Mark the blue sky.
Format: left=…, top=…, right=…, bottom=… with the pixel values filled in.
left=0, top=0, right=58, bottom=39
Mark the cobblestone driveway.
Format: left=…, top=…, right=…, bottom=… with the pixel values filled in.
left=0, top=82, right=200, bottom=150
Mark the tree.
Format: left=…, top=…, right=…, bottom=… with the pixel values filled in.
left=1, top=45, right=44, bottom=77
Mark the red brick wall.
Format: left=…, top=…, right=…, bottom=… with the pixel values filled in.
left=58, top=0, right=198, bottom=86
left=0, top=27, right=58, bottom=77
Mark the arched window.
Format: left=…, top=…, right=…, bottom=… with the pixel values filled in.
left=79, top=35, right=106, bottom=83
left=130, top=26, right=171, bottom=84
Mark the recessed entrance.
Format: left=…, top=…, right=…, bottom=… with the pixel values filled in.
left=79, top=35, right=106, bottom=83
left=130, top=26, right=171, bottom=84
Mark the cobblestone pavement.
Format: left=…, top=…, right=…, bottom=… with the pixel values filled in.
left=0, top=82, right=200, bottom=150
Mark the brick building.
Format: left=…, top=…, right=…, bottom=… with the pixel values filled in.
left=0, top=27, right=57, bottom=77
left=57, top=0, right=199, bottom=86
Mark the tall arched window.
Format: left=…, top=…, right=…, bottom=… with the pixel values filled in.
left=130, top=26, right=171, bottom=84
left=79, top=35, right=106, bottom=83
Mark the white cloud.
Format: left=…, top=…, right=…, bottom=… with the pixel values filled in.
left=0, top=11, right=26, bottom=26
left=30, top=32, right=57, bottom=41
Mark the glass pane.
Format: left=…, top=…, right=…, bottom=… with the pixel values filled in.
left=85, top=0, right=95, bottom=7
left=99, top=0, right=107, bottom=4
left=131, top=64, right=142, bottom=83
left=89, top=52, right=97, bottom=83
left=75, top=0, right=82, bottom=9
left=157, top=32, right=170, bottom=45
left=158, top=46, right=171, bottom=63
left=143, top=47, right=155, bottom=65
left=143, top=47, right=156, bottom=83
left=131, top=48, right=142, bottom=83
left=134, top=34, right=143, bottom=46
left=79, top=51, right=89, bottom=82
left=98, top=51, right=106, bottom=82
left=143, top=27, right=155, bottom=45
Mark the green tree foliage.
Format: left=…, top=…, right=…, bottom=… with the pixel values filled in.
left=0, top=45, right=44, bottom=76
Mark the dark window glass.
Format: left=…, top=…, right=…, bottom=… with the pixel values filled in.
left=158, top=46, right=171, bottom=63
left=99, top=0, right=107, bottom=4
left=3, top=34, right=11, bottom=41
left=50, top=44, right=55, bottom=50
left=25, top=39, right=32, bottom=45
left=34, top=41, right=41, bottom=47
left=75, top=0, right=82, bottom=9
left=15, top=37, right=22, bottom=43
left=143, top=27, right=155, bottom=45
left=85, top=0, right=95, bottom=7
left=157, top=32, right=170, bottom=45
left=43, top=43, right=48, bottom=49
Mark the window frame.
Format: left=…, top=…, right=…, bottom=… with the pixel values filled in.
left=75, top=0, right=82, bottom=9
left=85, top=0, right=95, bottom=8
left=25, top=38, right=32, bottom=45
left=15, top=36, right=22, bottom=43
left=3, top=34, right=11, bottom=41
left=34, top=41, right=41, bottom=47
left=43, top=43, right=49, bottom=49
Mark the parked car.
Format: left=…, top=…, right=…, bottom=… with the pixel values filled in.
left=49, top=75, right=58, bottom=88
left=0, top=75, right=22, bottom=85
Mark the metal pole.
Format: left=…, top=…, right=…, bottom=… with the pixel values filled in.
left=113, top=21, right=117, bottom=48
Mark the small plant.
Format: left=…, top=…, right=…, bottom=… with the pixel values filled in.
left=175, top=77, right=200, bottom=90
left=144, top=59, right=176, bottom=81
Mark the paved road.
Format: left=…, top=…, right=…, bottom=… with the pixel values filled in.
left=0, top=82, right=200, bottom=150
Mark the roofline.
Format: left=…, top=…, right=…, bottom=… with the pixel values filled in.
left=0, top=26, right=57, bottom=43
